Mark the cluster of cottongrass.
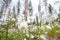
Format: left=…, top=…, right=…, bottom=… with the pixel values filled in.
left=0, top=19, right=60, bottom=40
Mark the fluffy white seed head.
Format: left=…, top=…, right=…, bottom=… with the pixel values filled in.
left=18, top=20, right=28, bottom=31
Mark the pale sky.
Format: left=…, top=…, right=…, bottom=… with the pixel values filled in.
left=5, top=0, right=59, bottom=12
left=0, top=0, right=60, bottom=13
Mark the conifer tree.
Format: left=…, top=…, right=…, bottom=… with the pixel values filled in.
left=48, top=4, right=53, bottom=14
left=29, top=0, right=33, bottom=16
left=17, top=0, right=20, bottom=15
left=0, top=7, right=3, bottom=18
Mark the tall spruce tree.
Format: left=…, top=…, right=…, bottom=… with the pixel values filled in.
left=48, top=4, right=53, bottom=14
left=0, top=7, right=3, bottom=18
left=38, top=0, right=42, bottom=26
left=17, top=0, right=20, bottom=15
left=29, top=0, right=33, bottom=16
left=59, top=7, right=60, bottom=12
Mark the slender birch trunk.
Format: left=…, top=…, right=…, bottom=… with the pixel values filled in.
left=25, top=0, right=28, bottom=21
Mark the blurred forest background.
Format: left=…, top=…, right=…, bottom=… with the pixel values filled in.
left=0, top=0, right=60, bottom=40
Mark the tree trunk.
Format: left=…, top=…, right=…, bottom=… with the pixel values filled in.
left=25, top=0, right=28, bottom=21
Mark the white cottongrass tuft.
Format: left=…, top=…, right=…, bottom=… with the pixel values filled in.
left=18, top=20, right=28, bottom=31
left=40, top=35, right=47, bottom=40
left=45, top=25, right=52, bottom=30
left=30, top=35, right=34, bottom=38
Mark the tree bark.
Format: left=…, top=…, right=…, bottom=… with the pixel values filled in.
left=25, top=0, right=28, bottom=21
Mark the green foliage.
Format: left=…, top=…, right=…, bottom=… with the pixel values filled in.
left=47, top=25, right=60, bottom=38
left=58, top=13, right=60, bottom=21
left=0, top=31, right=6, bottom=40
left=0, top=22, right=60, bottom=40
left=33, top=19, right=35, bottom=24
left=45, top=21, right=49, bottom=25
left=36, top=16, right=39, bottom=26
left=0, top=19, right=17, bottom=40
